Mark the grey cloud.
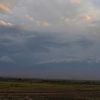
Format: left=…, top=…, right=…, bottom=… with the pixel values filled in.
left=0, top=26, right=98, bottom=65
left=75, top=37, right=95, bottom=48
left=0, top=25, right=100, bottom=79
left=0, top=0, right=100, bottom=79
left=0, top=56, right=14, bottom=63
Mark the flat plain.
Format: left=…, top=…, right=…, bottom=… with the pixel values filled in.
left=0, top=79, right=100, bottom=100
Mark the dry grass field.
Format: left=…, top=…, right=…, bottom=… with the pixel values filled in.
left=0, top=79, right=100, bottom=100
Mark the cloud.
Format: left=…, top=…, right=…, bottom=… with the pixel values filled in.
left=0, top=56, right=14, bottom=63
left=70, top=0, right=81, bottom=5
left=0, top=26, right=100, bottom=79
left=0, top=20, right=13, bottom=27
left=6, top=0, right=100, bottom=33
left=36, top=21, right=50, bottom=27
left=75, top=37, right=94, bottom=48
left=79, top=10, right=97, bottom=23
left=82, top=15, right=93, bottom=22
left=0, top=0, right=16, bottom=14
left=0, top=0, right=100, bottom=79
left=0, top=3, right=12, bottom=14
left=0, top=1, right=100, bottom=63
left=25, top=15, right=35, bottom=21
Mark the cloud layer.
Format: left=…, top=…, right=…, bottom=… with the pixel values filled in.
left=0, top=0, right=100, bottom=79
left=0, top=0, right=16, bottom=14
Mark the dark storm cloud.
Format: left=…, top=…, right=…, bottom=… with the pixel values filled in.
left=0, top=0, right=100, bottom=79
left=0, top=26, right=100, bottom=80
left=0, top=27, right=50, bottom=55
left=0, top=26, right=97, bottom=65
left=75, top=37, right=95, bottom=48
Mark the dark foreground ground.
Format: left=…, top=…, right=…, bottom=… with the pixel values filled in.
left=0, top=78, right=100, bottom=100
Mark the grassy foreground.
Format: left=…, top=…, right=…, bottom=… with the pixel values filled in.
left=0, top=79, right=100, bottom=100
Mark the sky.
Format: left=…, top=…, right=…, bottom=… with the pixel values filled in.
left=0, top=0, right=100, bottom=80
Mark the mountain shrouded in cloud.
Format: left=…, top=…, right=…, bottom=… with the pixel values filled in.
left=0, top=0, right=100, bottom=80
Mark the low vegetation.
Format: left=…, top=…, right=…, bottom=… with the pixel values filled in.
left=0, top=77, right=100, bottom=100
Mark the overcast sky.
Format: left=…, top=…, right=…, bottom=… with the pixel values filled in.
left=0, top=0, right=100, bottom=80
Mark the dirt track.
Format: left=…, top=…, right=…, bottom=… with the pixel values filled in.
left=0, top=90, right=100, bottom=100
left=0, top=89, right=100, bottom=96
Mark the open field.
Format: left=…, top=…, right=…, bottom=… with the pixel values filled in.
left=0, top=79, right=100, bottom=100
